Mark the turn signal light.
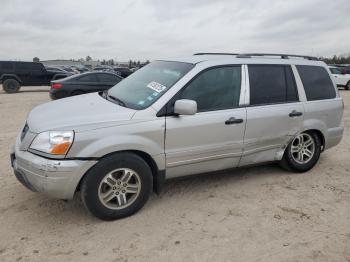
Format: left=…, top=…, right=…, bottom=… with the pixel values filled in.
left=50, top=142, right=72, bottom=155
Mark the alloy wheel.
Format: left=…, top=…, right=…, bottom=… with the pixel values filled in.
left=98, top=168, right=141, bottom=210
left=290, top=133, right=315, bottom=164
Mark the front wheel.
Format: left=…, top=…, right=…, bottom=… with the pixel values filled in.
left=81, top=153, right=152, bottom=220
left=280, top=131, right=321, bottom=172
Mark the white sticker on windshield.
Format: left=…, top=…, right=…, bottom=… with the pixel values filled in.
left=147, top=81, right=167, bottom=93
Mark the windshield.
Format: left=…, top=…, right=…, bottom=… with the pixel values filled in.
left=107, top=61, right=194, bottom=109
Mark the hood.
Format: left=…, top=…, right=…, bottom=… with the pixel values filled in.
left=27, top=92, right=136, bottom=133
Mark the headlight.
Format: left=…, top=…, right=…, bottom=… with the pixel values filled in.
left=29, top=131, right=74, bottom=156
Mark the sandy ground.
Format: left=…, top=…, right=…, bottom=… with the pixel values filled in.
left=0, top=86, right=349, bottom=262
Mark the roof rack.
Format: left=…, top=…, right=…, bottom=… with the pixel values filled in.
left=193, top=52, right=319, bottom=61
left=194, top=52, right=239, bottom=56
left=236, top=53, right=319, bottom=61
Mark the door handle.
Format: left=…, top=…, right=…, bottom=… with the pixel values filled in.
left=289, top=110, right=303, bottom=117
left=225, top=117, right=243, bottom=125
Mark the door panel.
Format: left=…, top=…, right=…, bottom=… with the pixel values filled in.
left=165, top=108, right=246, bottom=178
left=240, top=103, right=304, bottom=166
left=240, top=64, right=304, bottom=166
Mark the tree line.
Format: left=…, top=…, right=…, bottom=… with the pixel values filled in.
left=319, top=55, right=350, bottom=64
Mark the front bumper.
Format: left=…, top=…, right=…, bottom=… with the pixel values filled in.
left=11, top=133, right=97, bottom=199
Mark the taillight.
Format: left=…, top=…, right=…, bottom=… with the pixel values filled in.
left=52, top=83, right=63, bottom=89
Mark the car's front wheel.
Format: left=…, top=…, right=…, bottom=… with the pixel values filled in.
left=81, top=153, right=153, bottom=220
left=280, top=131, right=321, bottom=172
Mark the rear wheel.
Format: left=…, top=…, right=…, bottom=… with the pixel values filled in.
left=2, top=79, right=21, bottom=93
left=81, top=153, right=152, bottom=220
left=280, top=131, right=321, bottom=172
left=345, top=81, right=350, bottom=90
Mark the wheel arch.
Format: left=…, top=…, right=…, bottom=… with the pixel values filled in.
left=1, top=74, right=22, bottom=83
left=305, top=129, right=325, bottom=150
left=277, top=128, right=326, bottom=161
left=75, top=150, right=165, bottom=195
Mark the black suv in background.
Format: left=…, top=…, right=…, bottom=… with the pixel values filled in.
left=0, top=61, right=72, bottom=93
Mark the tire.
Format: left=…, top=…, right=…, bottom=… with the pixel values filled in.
left=280, top=131, right=321, bottom=173
left=71, top=90, right=85, bottom=96
left=81, top=153, right=153, bottom=220
left=345, top=81, right=350, bottom=90
left=2, top=79, right=21, bottom=93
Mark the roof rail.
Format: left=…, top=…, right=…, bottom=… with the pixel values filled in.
left=193, top=52, right=319, bottom=61
left=194, top=52, right=239, bottom=56
left=236, top=53, right=319, bottom=61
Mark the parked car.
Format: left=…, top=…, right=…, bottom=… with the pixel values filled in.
left=0, top=61, right=72, bottom=93
left=72, top=66, right=89, bottom=73
left=114, top=67, right=132, bottom=78
left=329, top=66, right=350, bottom=90
left=50, top=72, right=122, bottom=99
left=11, top=53, right=343, bottom=220
left=93, top=66, right=114, bottom=72
left=332, top=64, right=350, bottom=74
left=61, top=66, right=79, bottom=74
left=130, top=67, right=139, bottom=73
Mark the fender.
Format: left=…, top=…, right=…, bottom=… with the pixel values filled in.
left=0, top=74, right=22, bottom=83
left=67, top=133, right=166, bottom=170
left=275, top=119, right=327, bottom=161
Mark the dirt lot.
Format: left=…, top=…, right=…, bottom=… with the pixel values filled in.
left=0, top=86, right=349, bottom=262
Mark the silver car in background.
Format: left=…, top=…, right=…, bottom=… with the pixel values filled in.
left=11, top=53, right=344, bottom=220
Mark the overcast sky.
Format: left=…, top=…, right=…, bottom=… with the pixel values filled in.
left=0, top=0, right=349, bottom=61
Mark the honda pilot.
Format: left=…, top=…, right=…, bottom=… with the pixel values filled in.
left=11, top=53, right=344, bottom=220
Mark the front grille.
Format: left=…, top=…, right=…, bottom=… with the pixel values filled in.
left=20, top=123, right=29, bottom=141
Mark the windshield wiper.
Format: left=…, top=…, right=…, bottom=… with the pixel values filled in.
left=107, top=93, right=126, bottom=107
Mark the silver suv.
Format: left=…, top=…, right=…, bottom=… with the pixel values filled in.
left=11, top=53, right=344, bottom=220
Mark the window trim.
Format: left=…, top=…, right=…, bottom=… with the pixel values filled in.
left=157, top=64, right=243, bottom=117
left=246, top=64, right=300, bottom=107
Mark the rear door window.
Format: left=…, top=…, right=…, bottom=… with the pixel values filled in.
left=78, top=74, right=97, bottom=82
left=296, top=65, right=336, bottom=101
left=97, top=74, right=121, bottom=83
left=248, top=65, right=298, bottom=106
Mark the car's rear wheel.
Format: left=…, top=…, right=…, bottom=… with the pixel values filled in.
left=81, top=153, right=152, bottom=220
left=2, top=79, right=21, bottom=93
left=280, top=131, right=321, bottom=172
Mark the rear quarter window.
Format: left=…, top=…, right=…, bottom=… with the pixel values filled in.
left=0, top=62, right=14, bottom=70
left=296, top=65, right=336, bottom=101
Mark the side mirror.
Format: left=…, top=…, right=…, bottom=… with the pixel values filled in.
left=174, top=99, right=197, bottom=115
